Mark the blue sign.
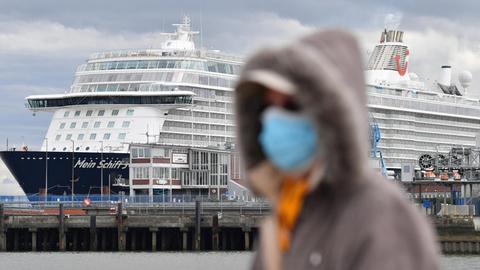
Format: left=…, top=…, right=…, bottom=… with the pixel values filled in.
left=422, top=199, right=432, bottom=209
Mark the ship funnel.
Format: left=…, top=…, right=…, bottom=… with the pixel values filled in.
left=439, top=65, right=452, bottom=86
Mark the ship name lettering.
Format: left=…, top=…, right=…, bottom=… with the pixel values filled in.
left=74, top=159, right=97, bottom=169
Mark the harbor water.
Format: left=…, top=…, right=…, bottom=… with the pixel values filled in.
left=0, top=252, right=478, bottom=270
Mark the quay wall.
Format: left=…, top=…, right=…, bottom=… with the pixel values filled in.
left=3, top=203, right=480, bottom=254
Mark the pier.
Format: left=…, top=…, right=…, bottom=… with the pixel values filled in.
left=2, top=199, right=480, bottom=254
left=0, top=201, right=267, bottom=252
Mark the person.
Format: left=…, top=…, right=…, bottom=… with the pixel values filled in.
left=234, top=29, right=439, bottom=270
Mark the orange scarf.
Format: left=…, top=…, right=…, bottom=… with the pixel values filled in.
left=276, top=176, right=310, bottom=252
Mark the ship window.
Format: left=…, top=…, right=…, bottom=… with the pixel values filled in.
left=52, top=148, right=56, bottom=151
left=111, top=109, right=119, bottom=116
left=116, top=61, right=126, bottom=69
left=138, top=61, right=148, bottom=69
left=122, top=121, right=131, bottom=128
left=98, top=110, right=105, bottom=116
left=106, top=62, right=117, bottom=70
left=59, top=122, right=66, bottom=129
left=74, top=111, right=81, bottom=117
left=97, top=85, right=107, bottom=92
left=126, top=109, right=134, bottom=116
left=86, top=110, right=93, bottom=117
left=118, top=133, right=126, bottom=140
left=86, top=146, right=90, bottom=151
left=63, top=111, right=70, bottom=117
left=55, top=134, right=61, bottom=141
left=103, top=133, right=111, bottom=140
left=107, top=84, right=119, bottom=92
left=107, top=121, right=115, bottom=128
left=70, top=122, right=76, bottom=129
left=75, top=147, right=80, bottom=151
left=63, top=147, right=67, bottom=151
left=90, top=133, right=97, bottom=140
left=147, top=61, right=158, bottom=69
left=126, top=61, right=138, bottom=69
left=81, top=122, right=88, bottom=128
left=78, top=134, right=84, bottom=140
left=94, top=121, right=101, bottom=128
left=66, top=134, right=72, bottom=140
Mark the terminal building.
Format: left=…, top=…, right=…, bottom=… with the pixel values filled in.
left=128, top=143, right=249, bottom=200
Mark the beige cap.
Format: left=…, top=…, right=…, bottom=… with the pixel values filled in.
left=242, top=69, right=297, bottom=95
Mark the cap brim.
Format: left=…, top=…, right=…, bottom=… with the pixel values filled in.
left=242, top=70, right=296, bottom=95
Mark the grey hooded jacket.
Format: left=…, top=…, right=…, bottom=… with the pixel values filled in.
left=234, top=30, right=439, bottom=270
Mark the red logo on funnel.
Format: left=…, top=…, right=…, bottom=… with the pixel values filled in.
left=395, top=49, right=409, bottom=76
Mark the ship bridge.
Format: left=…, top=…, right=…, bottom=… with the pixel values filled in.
left=25, top=91, right=194, bottom=112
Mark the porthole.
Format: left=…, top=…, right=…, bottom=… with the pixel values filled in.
left=63, top=147, right=67, bottom=151
left=86, top=146, right=90, bottom=151
left=76, top=147, right=80, bottom=151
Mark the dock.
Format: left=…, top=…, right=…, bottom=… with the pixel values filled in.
left=2, top=200, right=480, bottom=254
left=0, top=201, right=268, bottom=252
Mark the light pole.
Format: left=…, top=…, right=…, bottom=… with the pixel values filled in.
left=70, top=140, right=75, bottom=203
left=44, top=138, right=48, bottom=203
left=100, top=141, right=104, bottom=200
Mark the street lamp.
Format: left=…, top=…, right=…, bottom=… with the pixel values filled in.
left=70, top=139, right=75, bottom=203
left=100, top=141, right=104, bottom=199
left=44, top=138, right=48, bottom=203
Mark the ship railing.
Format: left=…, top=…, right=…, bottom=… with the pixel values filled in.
left=88, top=49, right=242, bottom=63
left=0, top=195, right=269, bottom=214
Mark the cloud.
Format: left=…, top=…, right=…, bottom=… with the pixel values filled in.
left=0, top=20, right=169, bottom=56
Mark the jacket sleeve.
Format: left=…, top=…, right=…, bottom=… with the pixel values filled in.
left=349, top=204, right=440, bottom=270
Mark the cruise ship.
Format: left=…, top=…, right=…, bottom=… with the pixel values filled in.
left=1, top=18, right=480, bottom=195
left=0, top=16, right=240, bottom=195
left=366, top=29, right=479, bottom=177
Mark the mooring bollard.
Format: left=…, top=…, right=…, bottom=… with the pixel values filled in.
left=58, top=203, right=66, bottom=251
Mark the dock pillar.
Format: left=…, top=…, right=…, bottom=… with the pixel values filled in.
left=89, top=215, right=97, bottom=251
left=58, top=204, right=66, bottom=251
left=194, top=199, right=201, bottom=251
left=244, top=229, right=251, bottom=250
left=30, top=228, right=37, bottom=251
left=117, top=203, right=126, bottom=251
left=0, top=204, right=6, bottom=251
left=150, top=228, right=158, bottom=251
left=181, top=228, right=188, bottom=251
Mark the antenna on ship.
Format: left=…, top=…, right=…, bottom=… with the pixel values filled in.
left=162, top=15, right=199, bottom=51
left=200, top=10, right=204, bottom=49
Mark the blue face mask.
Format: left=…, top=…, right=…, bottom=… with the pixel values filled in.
left=259, top=107, right=318, bottom=172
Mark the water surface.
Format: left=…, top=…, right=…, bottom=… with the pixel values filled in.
left=0, top=252, right=478, bottom=270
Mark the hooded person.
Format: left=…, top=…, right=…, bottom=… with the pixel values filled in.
left=234, top=30, right=439, bottom=270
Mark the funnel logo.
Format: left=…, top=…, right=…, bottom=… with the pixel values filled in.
left=394, top=49, right=409, bottom=76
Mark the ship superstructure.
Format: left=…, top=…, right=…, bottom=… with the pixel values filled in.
left=3, top=19, right=480, bottom=195
left=366, top=28, right=480, bottom=177
left=1, top=16, right=241, bottom=195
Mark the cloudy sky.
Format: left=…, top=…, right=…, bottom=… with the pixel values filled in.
left=1, top=0, right=480, bottom=193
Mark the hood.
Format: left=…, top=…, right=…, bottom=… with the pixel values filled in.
left=235, top=29, right=371, bottom=194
